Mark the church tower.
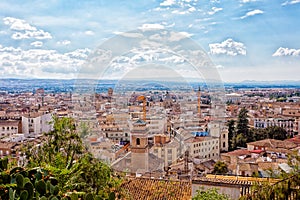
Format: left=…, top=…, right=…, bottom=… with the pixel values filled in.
left=130, top=119, right=149, bottom=173
left=198, top=86, right=201, bottom=117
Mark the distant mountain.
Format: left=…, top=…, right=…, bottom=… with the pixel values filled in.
left=239, top=80, right=300, bottom=85
left=0, top=78, right=299, bottom=93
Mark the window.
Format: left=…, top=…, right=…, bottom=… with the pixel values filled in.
left=136, top=138, right=140, bottom=145
left=223, top=142, right=226, bottom=148
left=223, top=134, right=226, bottom=139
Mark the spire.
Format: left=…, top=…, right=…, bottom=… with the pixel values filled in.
left=198, top=86, right=201, bottom=117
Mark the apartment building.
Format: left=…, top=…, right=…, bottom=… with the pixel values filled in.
left=151, top=135, right=180, bottom=167
left=0, top=120, right=19, bottom=137
left=254, top=118, right=299, bottom=136
left=21, top=112, right=52, bottom=136
left=185, top=134, right=220, bottom=160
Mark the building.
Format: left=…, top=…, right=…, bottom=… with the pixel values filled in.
left=21, top=113, right=52, bottom=136
left=185, top=135, right=220, bottom=160
left=151, top=134, right=180, bottom=167
left=0, top=120, right=19, bottom=137
left=254, top=118, right=299, bottom=136
left=130, top=119, right=149, bottom=173
left=208, top=121, right=228, bottom=152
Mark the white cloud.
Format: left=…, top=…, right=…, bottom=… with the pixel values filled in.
left=240, top=9, right=264, bottom=19
left=272, top=47, right=300, bottom=57
left=169, top=31, right=193, bottom=41
left=3, top=17, right=52, bottom=40
left=282, top=0, right=300, bottom=6
left=12, top=30, right=52, bottom=40
left=57, top=40, right=71, bottom=46
left=160, top=0, right=176, bottom=6
left=84, top=30, right=95, bottom=36
left=113, top=31, right=144, bottom=38
left=188, top=6, right=196, bottom=12
left=30, top=41, right=43, bottom=47
left=240, top=0, right=257, bottom=3
left=3, top=17, right=36, bottom=31
left=0, top=45, right=91, bottom=78
left=208, top=7, right=223, bottom=15
left=209, top=38, right=246, bottom=56
left=138, top=23, right=165, bottom=30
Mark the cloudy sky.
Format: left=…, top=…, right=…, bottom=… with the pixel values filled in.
left=0, top=0, right=299, bottom=82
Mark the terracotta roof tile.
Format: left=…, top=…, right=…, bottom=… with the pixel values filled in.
left=121, top=178, right=191, bottom=200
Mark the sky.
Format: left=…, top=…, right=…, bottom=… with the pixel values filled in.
left=0, top=0, right=299, bottom=82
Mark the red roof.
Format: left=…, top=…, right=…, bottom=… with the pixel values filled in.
left=250, top=150, right=264, bottom=154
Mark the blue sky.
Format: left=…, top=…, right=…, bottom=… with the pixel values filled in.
left=0, top=0, right=299, bottom=82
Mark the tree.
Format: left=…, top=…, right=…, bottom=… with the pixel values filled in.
left=227, top=120, right=236, bottom=151
left=265, top=126, right=288, bottom=140
left=248, top=126, right=288, bottom=142
left=79, top=121, right=89, bottom=138
left=240, top=152, right=300, bottom=200
left=235, top=108, right=251, bottom=147
left=236, top=107, right=249, bottom=136
left=212, top=161, right=228, bottom=175
left=193, top=188, right=230, bottom=200
left=21, top=116, right=123, bottom=198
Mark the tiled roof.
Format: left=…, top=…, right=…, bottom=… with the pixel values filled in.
left=121, top=178, right=191, bottom=200
left=202, top=175, right=279, bottom=185
left=247, top=139, right=297, bottom=150
left=224, top=149, right=251, bottom=156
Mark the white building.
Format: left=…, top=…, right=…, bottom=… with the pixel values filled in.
left=185, top=136, right=220, bottom=160
left=0, top=120, right=19, bottom=137
left=151, top=135, right=180, bottom=167
left=208, top=121, right=228, bottom=152
left=22, top=113, right=52, bottom=136
left=254, top=118, right=299, bottom=136
left=225, top=93, right=242, bottom=103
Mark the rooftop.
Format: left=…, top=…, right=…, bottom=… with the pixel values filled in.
left=121, top=178, right=191, bottom=200
left=247, top=139, right=297, bottom=150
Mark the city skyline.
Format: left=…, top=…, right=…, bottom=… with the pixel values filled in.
left=0, top=0, right=299, bottom=82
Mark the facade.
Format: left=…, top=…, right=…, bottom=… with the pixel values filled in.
left=208, top=121, right=228, bottom=152
left=151, top=135, right=180, bottom=167
left=185, top=136, right=220, bottom=160
left=130, top=119, right=149, bottom=173
left=21, top=113, right=52, bottom=136
left=100, top=113, right=130, bottom=144
left=254, top=118, right=299, bottom=136
left=0, top=120, right=19, bottom=137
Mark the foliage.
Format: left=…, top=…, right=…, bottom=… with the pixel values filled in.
left=4, top=116, right=123, bottom=200
left=24, top=116, right=84, bottom=170
left=249, top=126, right=288, bottom=141
left=228, top=108, right=289, bottom=150
left=0, top=161, right=61, bottom=200
left=212, top=161, right=228, bottom=175
left=79, top=122, right=89, bottom=139
left=193, top=188, right=231, bottom=200
left=236, top=107, right=249, bottom=136
left=227, top=120, right=235, bottom=151
left=240, top=152, right=300, bottom=200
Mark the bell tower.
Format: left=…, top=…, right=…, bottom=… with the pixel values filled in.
left=130, top=119, right=149, bottom=173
